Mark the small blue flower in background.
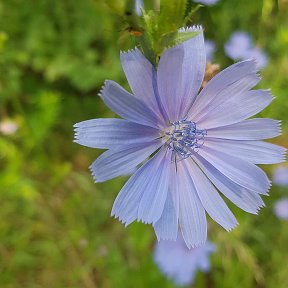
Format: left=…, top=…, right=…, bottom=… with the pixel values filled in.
left=154, top=233, right=215, bottom=286
left=74, top=26, right=285, bottom=248
left=246, top=47, right=268, bottom=70
left=194, top=0, right=219, bottom=6
left=205, top=39, right=215, bottom=62
left=135, top=0, right=143, bottom=16
left=225, top=31, right=268, bottom=69
left=225, top=32, right=252, bottom=59
left=273, top=166, right=288, bottom=186
left=274, top=198, right=288, bottom=220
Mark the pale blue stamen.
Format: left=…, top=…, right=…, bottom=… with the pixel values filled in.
left=166, top=119, right=206, bottom=160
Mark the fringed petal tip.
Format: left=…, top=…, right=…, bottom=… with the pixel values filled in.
left=155, top=233, right=178, bottom=242
left=183, top=239, right=207, bottom=250
left=136, top=217, right=159, bottom=225
left=225, top=221, right=239, bottom=232
left=73, top=130, right=82, bottom=142
left=119, top=47, right=141, bottom=58
left=111, top=212, right=161, bottom=227
left=277, top=120, right=283, bottom=135
left=110, top=212, right=131, bottom=227
left=262, top=184, right=271, bottom=196
left=98, top=79, right=120, bottom=99
left=73, top=129, right=83, bottom=142
left=179, top=25, right=203, bottom=33
left=228, top=58, right=261, bottom=76
left=88, top=165, right=100, bottom=183
left=97, top=80, right=109, bottom=98
left=281, top=147, right=288, bottom=161
left=113, top=215, right=157, bottom=227
left=257, top=202, right=266, bottom=212
left=234, top=58, right=260, bottom=74
left=111, top=209, right=150, bottom=227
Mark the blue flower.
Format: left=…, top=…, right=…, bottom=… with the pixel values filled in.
left=273, top=166, right=288, bottom=186
left=74, top=26, right=285, bottom=248
left=194, top=0, right=219, bottom=6
left=135, top=0, right=143, bottom=16
left=154, top=233, right=215, bottom=286
left=225, top=31, right=268, bottom=69
left=274, top=198, right=288, bottom=220
left=205, top=39, right=215, bottom=62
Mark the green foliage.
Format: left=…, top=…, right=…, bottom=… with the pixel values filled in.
left=159, top=0, right=187, bottom=31
left=0, top=0, right=288, bottom=287
left=122, top=0, right=202, bottom=65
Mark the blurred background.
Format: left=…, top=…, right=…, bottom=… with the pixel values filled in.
left=0, top=0, right=287, bottom=287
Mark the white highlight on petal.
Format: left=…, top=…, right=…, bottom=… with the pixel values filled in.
left=177, top=160, right=207, bottom=248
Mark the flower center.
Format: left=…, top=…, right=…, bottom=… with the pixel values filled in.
left=165, top=119, right=206, bottom=161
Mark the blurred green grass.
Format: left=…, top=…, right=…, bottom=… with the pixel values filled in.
left=0, top=0, right=288, bottom=287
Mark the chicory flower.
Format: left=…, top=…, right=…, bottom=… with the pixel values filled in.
left=154, top=233, right=215, bottom=286
left=225, top=31, right=268, bottom=69
left=74, top=26, right=285, bottom=248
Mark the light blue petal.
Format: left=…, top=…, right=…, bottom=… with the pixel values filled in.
left=154, top=165, right=179, bottom=241
left=111, top=148, right=170, bottom=225
left=137, top=149, right=172, bottom=224
left=189, top=59, right=259, bottom=121
left=157, top=27, right=206, bottom=121
left=205, top=118, right=281, bottom=140
left=153, top=188, right=178, bottom=241
left=197, top=89, right=273, bottom=129
left=157, top=46, right=185, bottom=122
left=186, top=159, right=238, bottom=231
left=100, top=80, right=162, bottom=128
left=179, top=26, right=206, bottom=117
left=90, top=140, right=162, bottom=182
left=120, top=49, right=164, bottom=120
left=199, top=146, right=270, bottom=194
left=204, top=139, right=286, bottom=164
left=193, top=154, right=265, bottom=214
left=74, top=118, right=159, bottom=149
left=177, top=160, right=207, bottom=248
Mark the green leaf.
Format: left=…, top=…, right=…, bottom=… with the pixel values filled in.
left=183, top=4, right=203, bottom=26
left=159, top=0, right=187, bottom=32
left=174, top=29, right=201, bottom=45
